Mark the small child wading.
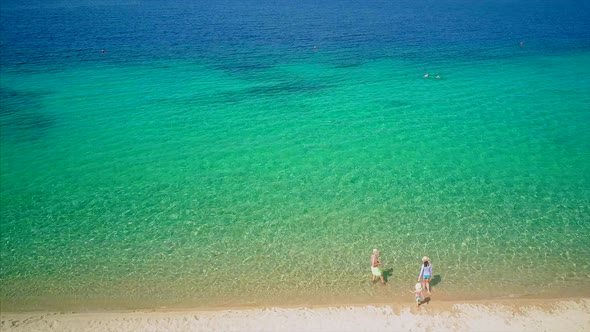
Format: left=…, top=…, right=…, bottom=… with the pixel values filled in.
left=411, top=283, right=423, bottom=306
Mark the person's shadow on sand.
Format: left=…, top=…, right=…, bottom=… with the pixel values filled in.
left=382, top=268, right=394, bottom=283
left=430, top=275, right=442, bottom=287
left=419, top=297, right=431, bottom=306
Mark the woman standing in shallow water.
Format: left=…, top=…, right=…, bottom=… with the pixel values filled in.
left=371, top=249, right=385, bottom=284
left=418, top=256, right=433, bottom=295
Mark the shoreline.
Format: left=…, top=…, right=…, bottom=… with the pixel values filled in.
left=2, top=298, right=589, bottom=331
left=3, top=287, right=590, bottom=313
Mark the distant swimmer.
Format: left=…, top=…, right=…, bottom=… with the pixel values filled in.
left=520, top=41, right=524, bottom=47
left=313, top=45, right=318, bottom=51
left=101, top=49, right=105, bottom=54
left=424, top=73, right=429, bottom=78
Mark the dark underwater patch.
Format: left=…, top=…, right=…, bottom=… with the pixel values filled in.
left=332, top=62, right=363, bottom=69
left=245, top=80, right=330, bottom=96
left=0, top=88, right=55, bottom=142
left=213, top=62, right=275, bottom=74
left=387, top=99, right=412, bottom=108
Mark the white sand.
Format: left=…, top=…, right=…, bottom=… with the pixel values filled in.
left=1, top=299, right=589, bottom=332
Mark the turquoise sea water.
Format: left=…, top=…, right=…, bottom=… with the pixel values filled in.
left=1, top=0, right=590, bottom=310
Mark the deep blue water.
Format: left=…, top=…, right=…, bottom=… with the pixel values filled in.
left=2, top=0, right=589, bottom=70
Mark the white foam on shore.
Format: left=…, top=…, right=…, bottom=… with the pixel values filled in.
left=1, top=299, right=589, bottom=332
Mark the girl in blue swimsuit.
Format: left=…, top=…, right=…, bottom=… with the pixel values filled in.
left=418, top=256, right=433, bottom=295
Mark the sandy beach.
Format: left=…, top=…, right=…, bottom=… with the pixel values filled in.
left=1, top=298, right=589, bottom=332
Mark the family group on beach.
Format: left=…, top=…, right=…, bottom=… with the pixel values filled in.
left=371, top=249, right=433, bottom=306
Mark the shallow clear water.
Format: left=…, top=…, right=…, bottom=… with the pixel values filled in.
left=1, top=0, right=590, bottom=310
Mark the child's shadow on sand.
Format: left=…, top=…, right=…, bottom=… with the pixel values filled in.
left=420, top=297, right=431, bottom=306
left=383, top=268, right=394, bottom=282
